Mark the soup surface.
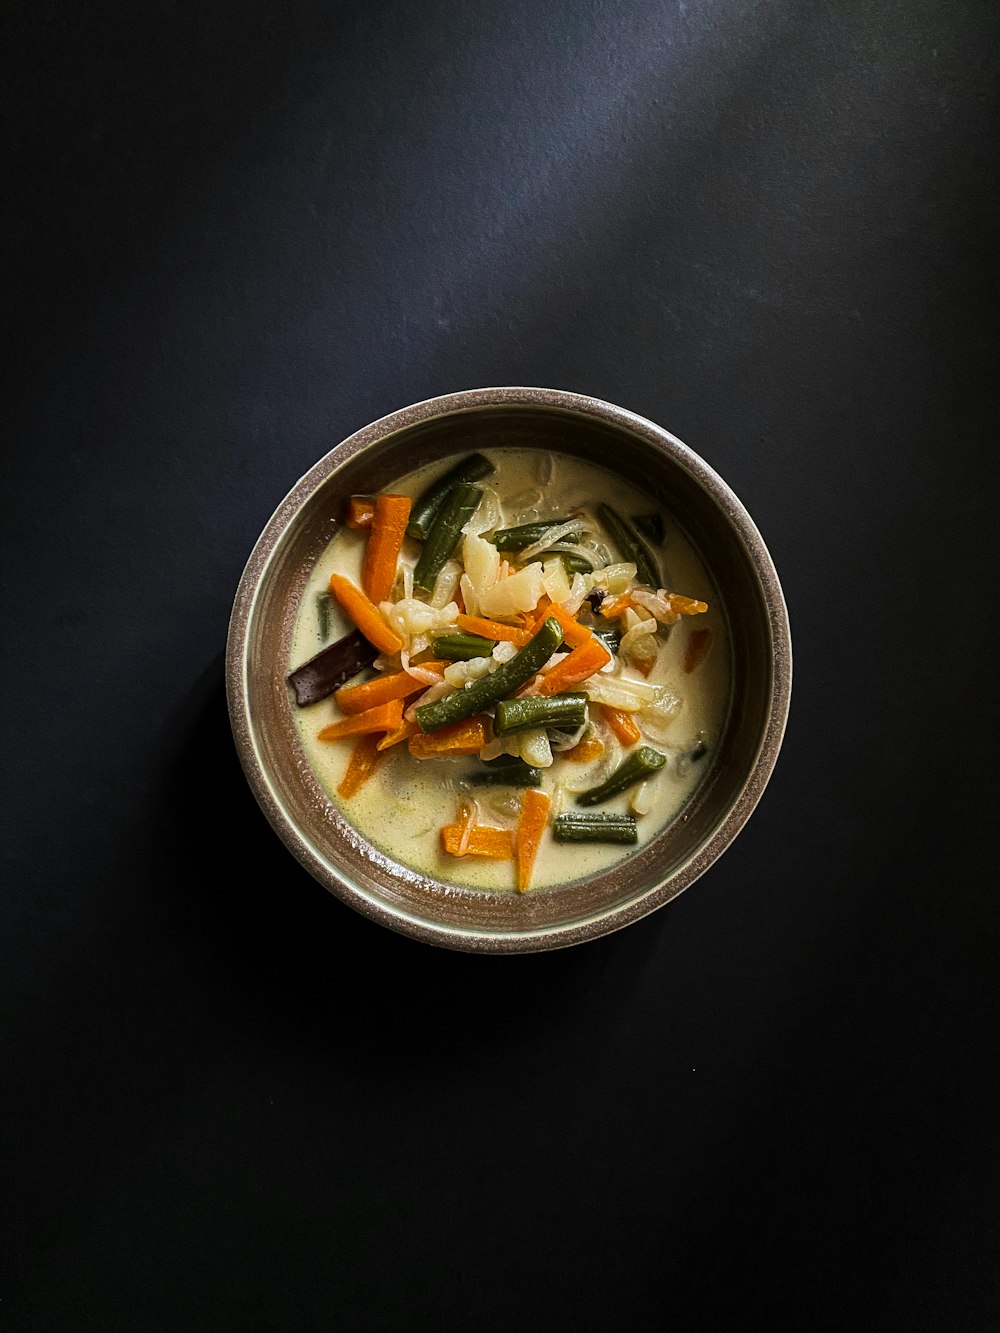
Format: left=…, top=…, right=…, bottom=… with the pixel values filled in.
left=288, top=448, right=729, bottom=892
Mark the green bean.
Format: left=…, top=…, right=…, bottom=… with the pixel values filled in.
left=432, top=633, right=496, bottom=662
left=553, top=813, right=638, bottom=844
left=315, top=590, right=333, bottom=642
left=575, top=745, right=667, bottom=805
left=558, top=552, right=593, bottom=574
left=406, top=453, right=495, bottom=540
left=493, top=692, right=587, bottom=737
left=592, top=626, right=621, bottom=654
left=465, top=758, right=542, bottom=787
left=492, top=518, right=575, bottom=551
left=524, top=552, right=594, bottom=576
left=415, top=616, right=563, bottom=732
left=413, top=482, right=482, bottom=592
left=632, top=512, right=666, bottom=546
left=597, top=503, right=659, bottom=588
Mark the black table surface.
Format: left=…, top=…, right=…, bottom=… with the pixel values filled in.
left=4, top=2, right=998, bottom=1329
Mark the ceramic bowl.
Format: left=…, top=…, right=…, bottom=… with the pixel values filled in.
left=225, top=386, right=791, bottom=953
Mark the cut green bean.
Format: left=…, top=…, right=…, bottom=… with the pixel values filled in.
left=525, top=551, right=594, bottom=576
left=413, top=482, right=482, bottom=592
left=492, top=518, right=574, bottom=551
left=494, top=692, right=587, bottom=737
left=557, top=552, right=593, bottom=574
left=465, top=758, right=542, bottom=787
left=315, top=590, right=333, bottom=642
left=592, top=626, right=622, bottom=654
left=406, top=453, right=495, bottom=540
left=553, top=813, right=638, bottom=844
left=415, top=616, right=563, bottom=732
left=597, top=503, right=659, bottom=588
left=432, top=633, right=496, bottom=661
left=632, top=512, right=666, bottom=545
left=575, top=745, right=667, bottom=805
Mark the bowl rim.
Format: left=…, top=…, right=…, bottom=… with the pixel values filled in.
left=225, top=385, right=793, bottom=953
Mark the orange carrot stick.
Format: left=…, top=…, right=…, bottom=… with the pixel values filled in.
left=533, top=637, right=612, bottom=696
left=600, top=704, right=641, bottom=746
left=599, top=593, right=635, bottom=619
left=334, top=662, right=445, bottom=715
left=668, top=593, right=709, bottom=616
left=376, top=716, right=422, bottom=751
left=327, top=573, right=403, bottom=655
left=440, top=824, right=515, bottom=859
left=316, top=697, right=404, bottom=742
left=683, top=627, right=712, bottom=673
left=336, top=733, right=384, bottom=798
left=537, top=600, right=592, bottom=647
left=564, top=735, right=605, bottom=763
left=455, top=613, right=531, bottom=646
left=408, top=714, right=489, bottom=759
left=362, top=493, right=412, bottom=605
left=515, top=788, right=551, bottom=892
left=345, top=496, right=376, bottom=530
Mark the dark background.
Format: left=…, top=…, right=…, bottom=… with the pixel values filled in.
left=3, top=1, right=998, bottom=1328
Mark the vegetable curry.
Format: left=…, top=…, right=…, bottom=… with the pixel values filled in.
left=287, top=449, right=729, bottom=893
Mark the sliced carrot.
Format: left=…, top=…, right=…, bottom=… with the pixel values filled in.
left=440, top=824, right=514, bottom=859
left=668, top=593, right=709, bottom=616
left=537, top=600, right=592, bottom=647
left=683, top=627, right=712, bottom=673
left=336, top=733, right=384, bottom=798
left=528, top=593, right=552, bottom=628
left=361, top=493, right=412, bottom=605
left=408, top=714, right=489, bottom=759
left=334, top=662, right=445, bottom=715
left=345, top=496, right=376, bottom=530
left=600, top=593, right=635, bottom=619
left=534, top=636, right=612, bottom=697
left=328, top=572, right=403, bottom=655
left=515, top=788, right=551, bottom=892
left=377, top=715, right=421, bottom=751
left=316, top=697, right=404, bottom=742
left=455, top=613, right=531, bottom=646
left=564, top=735, right=605, bottom=763
left=600, top=704, right=641, bottom=746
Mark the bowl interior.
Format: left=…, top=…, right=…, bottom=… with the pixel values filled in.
left=228, top=392, right=790, bottom=952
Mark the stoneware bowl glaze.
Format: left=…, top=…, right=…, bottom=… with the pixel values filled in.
left=226, top=387, right=792, bottom=953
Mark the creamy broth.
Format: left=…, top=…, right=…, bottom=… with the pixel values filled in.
left=288, top=449, right=729, bottom=892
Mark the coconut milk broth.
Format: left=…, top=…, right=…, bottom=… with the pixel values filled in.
left=289, top=449, right=729, bottom=892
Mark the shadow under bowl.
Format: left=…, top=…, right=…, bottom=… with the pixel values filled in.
left=226, top=386, right=792, bottom=953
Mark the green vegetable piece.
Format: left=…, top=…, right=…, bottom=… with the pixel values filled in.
left=553, top=813, right=639, bottom=844
left=413, top=482, right=482, bottom=593
left=493, top=692, right=588, bottom=737
left=575, top=745, right=667, bottom=806
left=592, top=626, right=621, bottom=654
left=597, top=504, right=659, bottom=588
left=432, top=633, right=497, bottom=662
left=632, top=512, right=666, bottom=545
left=558, top=552, right=593, bottom=574
left=415, top=616, right=564, bottom=733
left=492, top=518, right=575, bottom=551
left=406, top=453, right=495, bottom=540
left=465, top=759, right=542, bottom=787
left=524, top=551, right=593, bottom=576
left=315, top=590, right=333, bottom=642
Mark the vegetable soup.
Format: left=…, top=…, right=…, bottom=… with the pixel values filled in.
left=287, top=449, right=729, bottom=892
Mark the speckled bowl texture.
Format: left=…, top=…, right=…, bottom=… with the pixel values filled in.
left=226, top=387, right=792, bottom=953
